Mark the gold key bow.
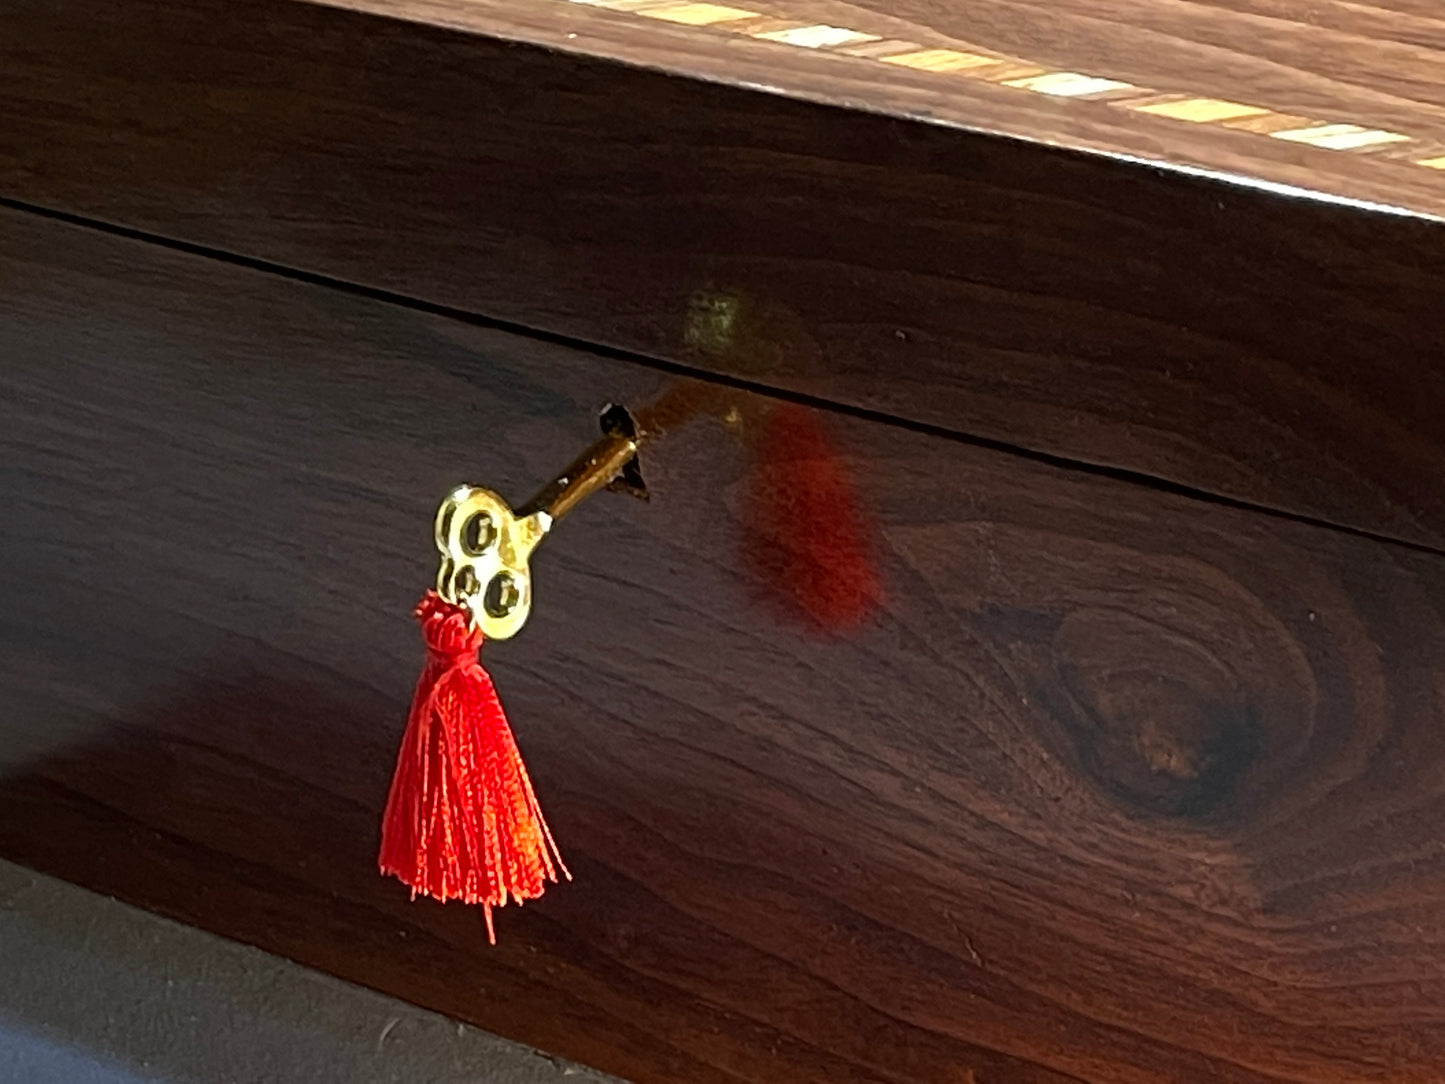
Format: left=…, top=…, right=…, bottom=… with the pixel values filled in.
left=433, top=411, right=643, bottom=639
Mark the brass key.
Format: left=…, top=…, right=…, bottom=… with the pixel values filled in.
left=433, top=416, right=642, bottom=639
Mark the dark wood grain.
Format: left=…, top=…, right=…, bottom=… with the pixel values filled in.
left=324, top=0, right=1445, bottom=211
left=5, top=205, right=1445, bottom=1081
left=4, top=0, right=1445, bottom=555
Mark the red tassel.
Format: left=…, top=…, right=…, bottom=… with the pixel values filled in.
left=379, top=591, right=568, bottom=942
left=745, top=402, right=883, bottom=632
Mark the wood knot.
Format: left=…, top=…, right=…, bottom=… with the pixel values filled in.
left=1053, top=607, right=1260, bottom=820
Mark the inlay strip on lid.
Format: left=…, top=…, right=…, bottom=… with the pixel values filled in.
left=565, top=0, right=1445, bottom=174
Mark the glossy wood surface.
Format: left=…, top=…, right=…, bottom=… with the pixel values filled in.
left=5, top=206, right=1445, bottom=1081
left=5, top=0, right=1445, bottom=553
left=328, top=0, right=1445, bottom=213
